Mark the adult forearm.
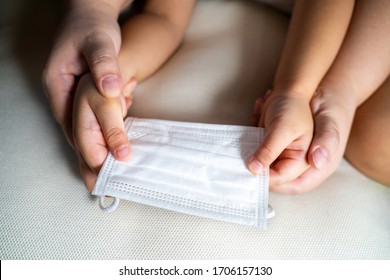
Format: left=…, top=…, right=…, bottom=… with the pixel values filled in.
left=273, top=0, right=355, bottom=99
left=319, top=0, right=390, bottom=107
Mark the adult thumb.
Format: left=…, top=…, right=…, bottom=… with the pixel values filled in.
left=82, top=35, right=122, bottom=98
left=308, top=114, right=341, bottom=170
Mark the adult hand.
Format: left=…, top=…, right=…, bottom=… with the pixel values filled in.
left=259, top=88, right=355, bottom=193
left=42, top=2, right=126, bottom=147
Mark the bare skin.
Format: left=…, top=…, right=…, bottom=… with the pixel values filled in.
left=346, top=75, right=390, bottom=186
left=46, top=0, right=390, bottom=192
left=255, top=0, right=390, bottom=192
left=249, top=0, right=355, bottom=193
left=77, top=1, right=195, bottom=191
left=43, top=0, right=132, bottom=146
left=313, top=0, right=390, bottom=188
left=44, top=0, right=195, bottom=191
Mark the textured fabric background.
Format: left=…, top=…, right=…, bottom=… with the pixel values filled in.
left=0, top=0, right=389, bottom=259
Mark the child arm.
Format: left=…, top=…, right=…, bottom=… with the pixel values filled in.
left=118, top=0, right=196, bottom=83
left=249, top=0, right=355, bottom=193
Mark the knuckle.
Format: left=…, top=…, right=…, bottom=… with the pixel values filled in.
left=317, top=124, right=340, bottom=148
left=85, top=34, right=113, bottom=64
left=89, top=53, right=115, bottom=69
left=105, top=127, right=125, bottom=147
left=257, top=144, right=277, bottom=165
left=84, top=34, right=116, bottom=70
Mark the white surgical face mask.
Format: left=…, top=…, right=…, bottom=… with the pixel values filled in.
left=93, top=118, right=274, bottom=229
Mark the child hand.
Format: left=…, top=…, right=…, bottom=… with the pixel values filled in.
left=249, top=90, right=314, bottom=194
left=73, top=73, right=132, bottom=191
left=274, top=88, right=355, bottom=192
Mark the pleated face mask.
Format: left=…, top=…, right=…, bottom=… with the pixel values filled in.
left=92, top=117, right=274, bottom=229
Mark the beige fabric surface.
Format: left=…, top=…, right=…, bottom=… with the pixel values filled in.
left=0, top=0, right=389, bottom=260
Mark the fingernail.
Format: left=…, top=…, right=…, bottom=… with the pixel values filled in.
left=312, top=147, right=328, bottom=169
left=102, top=75, right=120, bottom=97
left=248, top=157, right=263, bottom=174
left=115, top=145, right=130, bottom=159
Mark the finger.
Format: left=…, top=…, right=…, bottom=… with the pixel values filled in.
left=251, top=90, right=272, bottom=127
left=73, top=96, right=109, bottom=173
left=258, top=89, right=272, bottom=127
left=248, top=125, right=299, bottom=175
left=268, top=149, right=310, bottom=187
left=308, top=114, right=341, bottom=170
left=92, top=96, right=131, bottom=161
left=272, top=116, right=343, bottom=193
left=270, top=165, right=329, bottom=194
left=123, top=78, right=137, bottom=99
left=122, top=78, right=137, bottom=110
left=82, top=35, right=122, bottom=98
left=252, top=97, right=265, bottom=126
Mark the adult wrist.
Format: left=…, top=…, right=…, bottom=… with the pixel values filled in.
left=317, top=76, right=360, bottom=110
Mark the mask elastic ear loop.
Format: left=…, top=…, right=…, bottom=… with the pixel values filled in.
left=99, top=196, right=120, bottom=213
left=267, top=205, right=275, bottom=219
